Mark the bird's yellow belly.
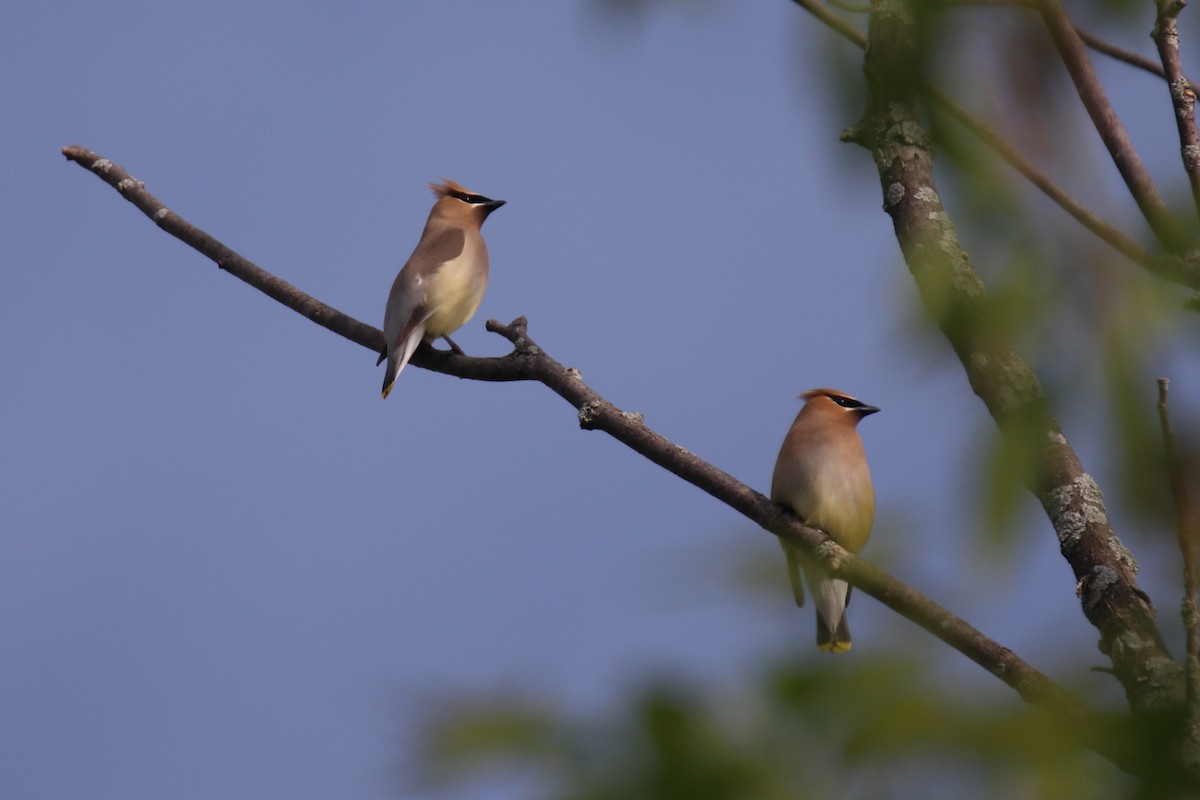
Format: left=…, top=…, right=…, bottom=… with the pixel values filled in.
left=425, top=257, right=487, bottom=339
left=802, top=475, right=875, bottom=553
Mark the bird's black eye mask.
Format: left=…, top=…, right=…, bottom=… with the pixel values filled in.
left=449, top=190, right=492, bottom=205
left=830, top=395, right=865, bottom=409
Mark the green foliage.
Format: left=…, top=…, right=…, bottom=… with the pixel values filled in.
left=411, top=658, right=1135, bottom=800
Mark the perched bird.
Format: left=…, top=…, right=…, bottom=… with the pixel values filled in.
left=770, top=388, right=879, bottom=652
left=378, top=179, right=505, bottom=398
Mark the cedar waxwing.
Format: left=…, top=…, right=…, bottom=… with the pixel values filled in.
left=770, top=388, right=879, bottom=652
left=378, top=179, right=505, bottom=398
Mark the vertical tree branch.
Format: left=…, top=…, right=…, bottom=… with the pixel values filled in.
left=847, top=0, right=1182, bottom=715
left=1152, top=0, right=1200, bottom=224
left=1035, top=0, right=1190, bottom=252
left=1159, top=380, right=1200, bottom=722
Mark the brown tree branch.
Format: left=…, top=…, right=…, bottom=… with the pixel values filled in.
left=1035, top=0, right=1190, bottom=253
left=62, top=143, right=1134, bottom=772
left=845, top=1, right=1183, bottom=720
left=1153, top=0, right=1200, bottom=224
left=790, top=0, right=1200, bottom=291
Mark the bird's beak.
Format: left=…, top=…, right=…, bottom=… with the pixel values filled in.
left=858, top=405, right=881, bottom=417
left=484, top=198, right=506, bottom=211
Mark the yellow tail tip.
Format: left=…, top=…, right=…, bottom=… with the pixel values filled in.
left=818, top=642, right=852, bottom=654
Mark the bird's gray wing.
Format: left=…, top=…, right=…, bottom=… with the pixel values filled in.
left=379, top=227, right=466, bottom=363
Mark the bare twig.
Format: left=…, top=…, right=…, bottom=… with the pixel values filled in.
left=62, top=143, right=1129, bottom=771
left=792, top=0, right=866, bottom=46
left=1153, top=1, right=1200, bottom=223
left=1078, top=26, right=1172, bottom=80
left=1035, top=0, right=1190, bottom=252
left=845, top=0, right=1183, bottom=719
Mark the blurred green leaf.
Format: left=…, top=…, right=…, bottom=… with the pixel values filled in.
left=411, top=658, right=1137, bottom=799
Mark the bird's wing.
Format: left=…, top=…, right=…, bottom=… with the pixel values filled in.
left=412, top=225, right=466, bottom=270
left=379, top=227, right=467, bottom=396
left=382, top=227, right=466, bottom=352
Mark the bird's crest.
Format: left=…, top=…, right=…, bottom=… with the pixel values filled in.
left=429, top=178, right=474, bottom=198
left=801, top=388, right=857, bottom=404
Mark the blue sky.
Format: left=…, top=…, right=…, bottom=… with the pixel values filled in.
left=4, top=2, right=1199, bottom=798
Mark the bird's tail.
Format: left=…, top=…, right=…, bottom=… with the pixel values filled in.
left=811, top=573, right=852, bottom=653
left=380, top=325, right=426, bottom=399
left=381, top=361, right=398, bottom=399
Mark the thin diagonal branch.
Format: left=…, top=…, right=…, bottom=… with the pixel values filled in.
left=1153, top=0, right=1200, bottom=223
left=62, top=143, right=1132, bottom=773
left=61, top=149, right=385, bottom=355
left=930, top=92, right=1157, bottom=267
left=845, top=1, right=1183, bottom=719
left=951, top=0, right=1193, bottom=85
left=792, top=0, right=866, bottom=45
left=1078, top=25, right=1171, bottom=80
left=1035, top=0, right=1190, bottom=252
left=790, top=0, right=1200, bottom=291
